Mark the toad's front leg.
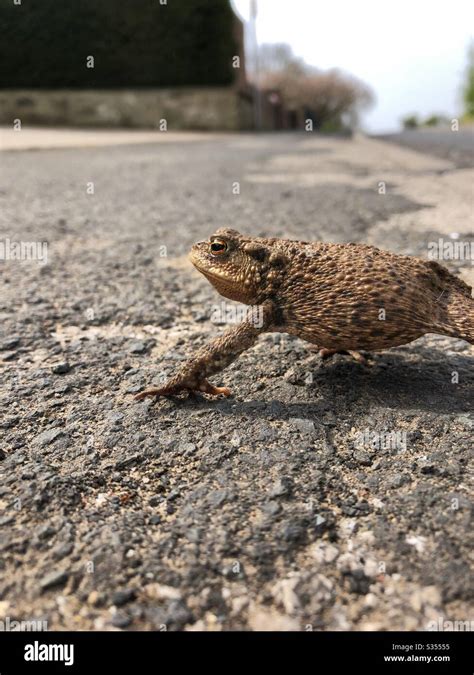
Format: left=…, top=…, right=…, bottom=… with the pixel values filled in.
left=135, top=302, right=274, bottom=400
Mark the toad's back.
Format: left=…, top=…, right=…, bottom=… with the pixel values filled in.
left=272, top=240, right=473, bottom=350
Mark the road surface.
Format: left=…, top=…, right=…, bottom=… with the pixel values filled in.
left=0, top=130, right=472, bottom=630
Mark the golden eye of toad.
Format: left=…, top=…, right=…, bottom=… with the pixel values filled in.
left=210, top=240, right=227, bottom=255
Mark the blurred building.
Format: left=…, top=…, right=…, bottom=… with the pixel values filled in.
left=0, top=0, right=255, bottom=130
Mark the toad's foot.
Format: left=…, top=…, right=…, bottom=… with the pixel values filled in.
left=135, top=302, right=274, bottom=403
left=317, top=348, right=369, bottom=365
left=135, top=379, right=231, bottom=400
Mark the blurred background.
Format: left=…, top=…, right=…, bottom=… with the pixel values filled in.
left=0, top=0, right=472, bottom=135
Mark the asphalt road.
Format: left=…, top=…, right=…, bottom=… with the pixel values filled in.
left=375, top=128, right=474, bottom=169
left=0, top=132, right=472, bottom=631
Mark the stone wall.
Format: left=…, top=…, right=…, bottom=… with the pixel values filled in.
left=0, top=88, right=254, bottom=131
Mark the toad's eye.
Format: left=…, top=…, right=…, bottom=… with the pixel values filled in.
left=210, top=240, right=227, bottom=255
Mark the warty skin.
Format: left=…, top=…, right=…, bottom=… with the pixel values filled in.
left=136, top=228, right=473, bottom=399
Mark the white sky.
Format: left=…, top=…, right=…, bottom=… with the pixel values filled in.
left=232, top=0, right=474, bottom=132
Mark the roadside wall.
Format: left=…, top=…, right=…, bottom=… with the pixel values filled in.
left=0, top=88, right=254, bottom=131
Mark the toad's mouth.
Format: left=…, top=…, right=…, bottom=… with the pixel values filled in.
left=190, top=256, right=248, bottom=302
left=189, top=250, right=229, bottom=281
left=195, top=266, right=235, bottom=290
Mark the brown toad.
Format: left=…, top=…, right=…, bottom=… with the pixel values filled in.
left=136, top=228, right=473, bottom=399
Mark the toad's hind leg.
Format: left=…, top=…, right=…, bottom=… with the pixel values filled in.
left=311, top=346, right=369, bottom=365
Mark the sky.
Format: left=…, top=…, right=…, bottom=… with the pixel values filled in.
left=232, top=0, right=474, bottom=133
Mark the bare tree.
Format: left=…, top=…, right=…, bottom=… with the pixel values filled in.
left=258, top=43, right=374, bottom=130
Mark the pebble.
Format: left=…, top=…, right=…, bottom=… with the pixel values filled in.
left=289, top=418, right=315, bottom=435
left=144, top=584, right=182, bottom=601
left=353, top=451, right=372, bottom=466
left=345, top=569, right=371, bottom=595
left=111, top=612, right=132, bottom=628
left=178, top=442, right=196, bottom=454
left=112, top=589, right=136, bottom=607
left=185, top=527, right=201, bottom=543
left=107, top=412, right=125, bottom=426
left=455, top=414, right=473, bottom=430
left=52, top=543, right=74, bottom=561
left=272, top=577, right=301, bottom=614
left=388, top=473, right=409, bottom=488
left=128, top=340, right=147, bottom=354
left=34, top=428, right=64, bottom=447
left=313, top=542, right=339, bottom=563
left=0, top=337, right=20, bottom=350
left=40, top=570, right=69, bottom=592
left=262, top=501, right=281, bottom=517
left=51, top=361, right=71, bottom=375
left=406, top=534, right=427, bottom=553
left=207, top=489, right=229, bottom=507
left=0, top=515, right=14, bottom=526
left=269, top=477, right=293, bottom=498
left=114, top=453, right=141, bottom=470
left=314, top=514, right=327, bottom=531
left=254, top=426, right=274, bottom=441
left=36, top=524, right=56, bottom=540
left=280, top=521, right=304, bottom=542
left=164, top=600, right=193, bottom=628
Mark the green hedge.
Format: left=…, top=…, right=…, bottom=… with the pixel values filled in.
left=0, top=0, right=238, bottom=87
